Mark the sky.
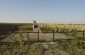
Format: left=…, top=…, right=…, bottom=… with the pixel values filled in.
left=0, top=0, right=85, bottom=24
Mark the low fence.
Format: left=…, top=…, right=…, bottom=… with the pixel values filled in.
left=0, top=30, right=85, bottom=43
left=14, top=30, right=85, bottom=42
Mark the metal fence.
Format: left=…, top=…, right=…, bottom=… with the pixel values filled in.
left=15, top=30, right=85, bottom=42
left=0, top=30, right=85, bottom=43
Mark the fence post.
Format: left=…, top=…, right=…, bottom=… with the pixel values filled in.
left=83, top=30, right=85, bottom=41
left=53, top=30, right=54, bottom=42
left=38, top=30, right=39, bottom=43
left=27, top=32, right=29, bottom=40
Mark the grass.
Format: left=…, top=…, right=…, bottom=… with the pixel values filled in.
left=0, top=24, right=85, bottom=55
left=57, top=40, right=85, bottom=55
left=0, top=42, right=43, bottom=55
left=0, top=40, right=85, bottom=55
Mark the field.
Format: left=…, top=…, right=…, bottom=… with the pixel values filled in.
left=0, top=23, right=85, bottom=55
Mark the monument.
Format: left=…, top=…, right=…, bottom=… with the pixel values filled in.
left=32, top=20, right=41, bottom=32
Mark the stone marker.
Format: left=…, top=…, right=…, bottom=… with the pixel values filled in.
left=32, top=20, right=41, bottom=32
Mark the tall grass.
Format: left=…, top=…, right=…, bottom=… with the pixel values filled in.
left=57, top=40, right=85, bottom=55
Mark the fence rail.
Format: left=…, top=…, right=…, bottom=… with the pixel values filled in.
left=0, top=30, right=85, bottom=43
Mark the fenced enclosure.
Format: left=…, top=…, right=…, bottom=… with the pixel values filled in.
left=0, top=30, right=85, bottom=43
left=0, top=25, right=85, bottom=55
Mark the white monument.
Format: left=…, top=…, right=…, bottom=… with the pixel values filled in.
left=32, top=20, right=41, bottom=32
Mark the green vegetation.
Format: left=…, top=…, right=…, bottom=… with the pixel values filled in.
left=0, top=42, right=42, bottom=55
left=0, top=24, right=85, bottom=55
left=57, top=40, right=85, bottom=55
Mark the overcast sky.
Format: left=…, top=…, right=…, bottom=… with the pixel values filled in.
left=0, top=0, right=85, bottom=24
